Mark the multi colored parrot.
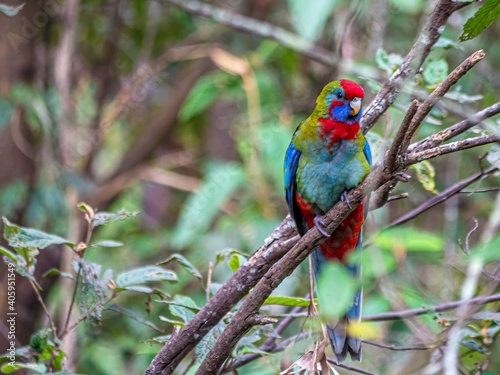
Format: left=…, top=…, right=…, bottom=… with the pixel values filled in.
left=284, top=79, right=372, bottom=362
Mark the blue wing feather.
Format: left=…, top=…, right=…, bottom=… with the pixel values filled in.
left=284, top=137, right=308, bottom=235
left=363, top=138, right=372, bottom=166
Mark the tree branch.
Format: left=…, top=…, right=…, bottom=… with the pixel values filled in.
left=412, top=101, right=500, bottom=152
left=361, top=0, right=472, bottom=133
left=363, top=293, right=500, bottom=322
left=388, top=165, right=498, bottom=228
left=164, top=0, right=338, bottom=68
left=144, top=217, right=299, bottom=375
left=407, top=134, right=500, bottom=164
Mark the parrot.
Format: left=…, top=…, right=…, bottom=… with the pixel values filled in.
left=283, top=79, right=372, bottom=362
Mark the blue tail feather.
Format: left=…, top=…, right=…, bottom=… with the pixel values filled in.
left=312, top=234, right=363, bottom=362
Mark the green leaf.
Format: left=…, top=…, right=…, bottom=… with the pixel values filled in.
left=350, top=247, right=398, bottom=280
left=92, top=240, right=124, bottom=248
left=263, top=296, right=313, bottom=307
left=316, top=263, right=357, bottom=319
left=74, top=259, right=113, bottom=323
left=157, top=254, right=202, bottom=281
left=1, top=363, right=47, bottom=374
left=170, top=162, right=245, bottom=249
left=76, top=202, right=94, bottom=216
left=0, top=3, right=25, bottom=16
left=196, top=320, right=226, bottom=361
left=141, top=335, right=171, bottom=345
left=411, top=160, right=438, bottom=193
left=41, top=268, right=76, bottom=281
left=215, top=248, right=248, bottom=266
left=92, top=209, right=139, bottom=227
left=2, top=218, right=75, bottom=249
left=115, top=285, right=154, bottom=294
left=227, top=254, right=243, bottom=272
left=116, top=266, right=177, bottom=287
left=460, top=0, right=500, bottom=41
left=287, top=0, right=341, bottom=42
left=375, top=48, right=404, bottom=75
left=107, top=304, right=163, bottom=332
left=159, top=316, right=185, bottom=327
left=374, top=227, right=444, bottom=252
left=423, top=59, right=448, bottom=87
left=162, top=295, right=199, bottom=323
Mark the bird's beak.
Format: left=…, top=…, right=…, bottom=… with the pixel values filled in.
left=349, top=97, right=362, bottom=116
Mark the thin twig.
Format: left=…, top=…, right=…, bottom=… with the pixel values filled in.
left=331, top=360, right=380, bottom=375
left=60, top=217, right=93, bottom=338
left=29, top=280, right=58, bottom=339
left=362, top=340, right=431, bottom=351
left=363, top=293, right=500, bottom=322
left=464, top=218, right=479, bottom=255
left=385, top=99, right=419, bottom=172
left=459, top=187, right=500, bottom=194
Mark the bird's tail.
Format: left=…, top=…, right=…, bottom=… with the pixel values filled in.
left=311, top=235, right=363, bottom=362
left=326, top=288, right=362, bottom=362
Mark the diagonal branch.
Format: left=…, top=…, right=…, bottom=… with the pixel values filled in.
left=144, top=217, right=299, bottom=375
left=363, top=293, right=500, bottom=322
left=407, top=134, right=500, bottom=164
left=412, top=101, right=500, bottom=152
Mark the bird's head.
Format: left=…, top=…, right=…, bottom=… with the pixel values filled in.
left=315, top=79, right=365, bottom=124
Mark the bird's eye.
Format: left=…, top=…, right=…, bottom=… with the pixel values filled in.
left=336, top=91, right=343, bottom=99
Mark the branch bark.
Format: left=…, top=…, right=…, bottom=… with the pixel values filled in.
left=144, top=217, right=299, bottom=375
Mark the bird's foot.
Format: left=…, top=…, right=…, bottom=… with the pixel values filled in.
left=341, top=190, right=352, bottom=209
left=313, top=215, right=330, bottom=237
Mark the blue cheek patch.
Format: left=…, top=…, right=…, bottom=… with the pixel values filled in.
left=332, top=105, right=350, bottom=122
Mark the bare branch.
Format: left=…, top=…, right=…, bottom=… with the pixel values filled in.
left=165, top=0, right=338, bottom=67
left=363, top=293, right=500, bottom=322
left=413, top=101, right=500, bottom=152
left=407, top=134, right=500, bottom=164
left=398, top=50, right=486, bottom=155
left=362, top=340, right=431, bottom=351
left=385, top=100, right=419, bottom=173
left=388, top=165, right=498, bottom=228
left=331, top=360, right=380, bottom=375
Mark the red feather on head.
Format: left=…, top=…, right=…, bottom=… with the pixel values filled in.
left=339, top=79, right=365, bottom=100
